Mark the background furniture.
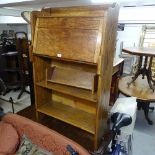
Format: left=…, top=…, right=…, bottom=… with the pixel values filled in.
left=138, top=25, right=155, bottom=80
left=15, top=32, right=30, bottom=99
left=1, top=113, right=89, bottom=154
left=0, top=33, right=31, bottom=99
left=119, top=75, right=155, bottom=125
left=122, top=47, right=155, bottom=91
left=31, top=4, right=119, bottom=149
left=110, top=58, right=124, bottom=106
left=0, top=38, right=20, bottom=93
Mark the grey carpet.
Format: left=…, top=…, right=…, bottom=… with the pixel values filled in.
left=133, top=103, right=155, bottom=155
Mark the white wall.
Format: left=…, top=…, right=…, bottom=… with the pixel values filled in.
left=116, top=24, right=143, bottom=58
left=119, top=6, right=155, bottom=24
left=0, top=16, right=26, bottom=24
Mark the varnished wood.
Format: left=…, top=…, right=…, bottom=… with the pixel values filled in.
left=37, top=101, right=95, bottom=134
left=33, top=17, right=101, bottom=63
left=95, top=4, right=119, bottom=148
left=110, top=58, right=124, bottom=106
left=113, top=58, right=124, bottom=75
left=31, top=4, right=119, bottom=149
left=51, top=58, right=97, bottom=73
left=38, top=17, right=102, bottom=30
left=119, top=75, right=155, bottom=102
left=32, top=56, right=51, bottom=110
left=52, top=92, right=96, bottom=114
left=33, top=53, right=97, bottom=65
left=41, top=4, right=115, bottom=18
left=36, top=81, right=97, bottom=102
left=46, top=66, right=96, bottom=91
left=123, top=47, right=155, bottom=57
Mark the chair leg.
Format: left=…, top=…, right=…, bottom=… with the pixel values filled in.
left=17, top=87, right=30, bottom=99
left=17, top=89, right=24, bottom=99
left=9, top=97, right=15, bottom=113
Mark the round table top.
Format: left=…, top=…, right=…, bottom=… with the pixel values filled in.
left=122, top=47, right=155, bottom=57
left=119, top=75, right=155, bottom=102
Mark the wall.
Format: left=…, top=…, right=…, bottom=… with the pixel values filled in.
left=119, top=6, right=155, bottom=24
left=116, top=24, right=145, bottom=74
left=115, top=24, right=143, bottom=58
left=0, top=16, right=26, bottom=24
left=0, top=24, right=28, bottom=36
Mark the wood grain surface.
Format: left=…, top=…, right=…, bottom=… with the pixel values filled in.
left=31, top=4, right=119, bottom=149
left=122, top=47, right=155, bottom=56
left=119, top=75, right=155, bottom=101
left=32, top=17, right=102, bottom=63
left=46, top=66, right=96, bottom=91
left=37, top=101, right=95, bottom=134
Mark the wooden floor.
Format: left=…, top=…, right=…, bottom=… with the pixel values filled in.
left=17, top=105, right=94, bottom=151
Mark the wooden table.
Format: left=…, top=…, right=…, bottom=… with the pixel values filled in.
left=119, top=75, right=155, bottom=125
left=122, top=47, right=155, bottom=91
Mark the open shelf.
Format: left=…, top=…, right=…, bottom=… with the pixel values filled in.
left=37, top=101, right=95, bottom=134
left=36, top=81, right=97, bottom=102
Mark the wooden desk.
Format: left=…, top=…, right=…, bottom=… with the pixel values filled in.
left=110, top=58, right=124, bottom=105
left=119, top=75, right=155, bottom=125
left=113, top=58, right=124, bottom=75
left=123, top=47, right=155, bottom=91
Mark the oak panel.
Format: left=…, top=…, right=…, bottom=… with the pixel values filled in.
left=33, top=27, right=98, bottom=63
left=38, top=17, right=101, bottom=30
left=46, top=66, right=96, bottom=91
left=119, top=75, right=155, bottom=101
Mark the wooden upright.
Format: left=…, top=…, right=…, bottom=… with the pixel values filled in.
left=31, top=4, right=119, bottom=149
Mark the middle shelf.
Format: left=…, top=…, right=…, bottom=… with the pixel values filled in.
left=36, top=81, right=97, bottom=102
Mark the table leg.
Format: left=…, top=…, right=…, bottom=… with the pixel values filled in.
left=149, top=57, right=155, bottom=84
left=146, top=70, right=155, bottom=91
left=145, top=57, right=155, bottom=91
left=127, top=56, right=143, bottom=86
left=137, top=101, right=154, bottom=125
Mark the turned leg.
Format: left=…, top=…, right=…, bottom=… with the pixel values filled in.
left=146, top=71, right=154, bottom=91
left=148, top=57, right=155, bottom=85
left=127, top=56, right=143, bottom=86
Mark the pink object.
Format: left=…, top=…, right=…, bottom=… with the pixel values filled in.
left=2, top=113, right=90, bottom=155
left=0, top=122, right=19, bottom=154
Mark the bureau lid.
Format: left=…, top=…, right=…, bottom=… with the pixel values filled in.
left=33, top=16, right=104, bottom=64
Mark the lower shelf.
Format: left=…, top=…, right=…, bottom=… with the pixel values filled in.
left=37, top=101, right=95, bottom=134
